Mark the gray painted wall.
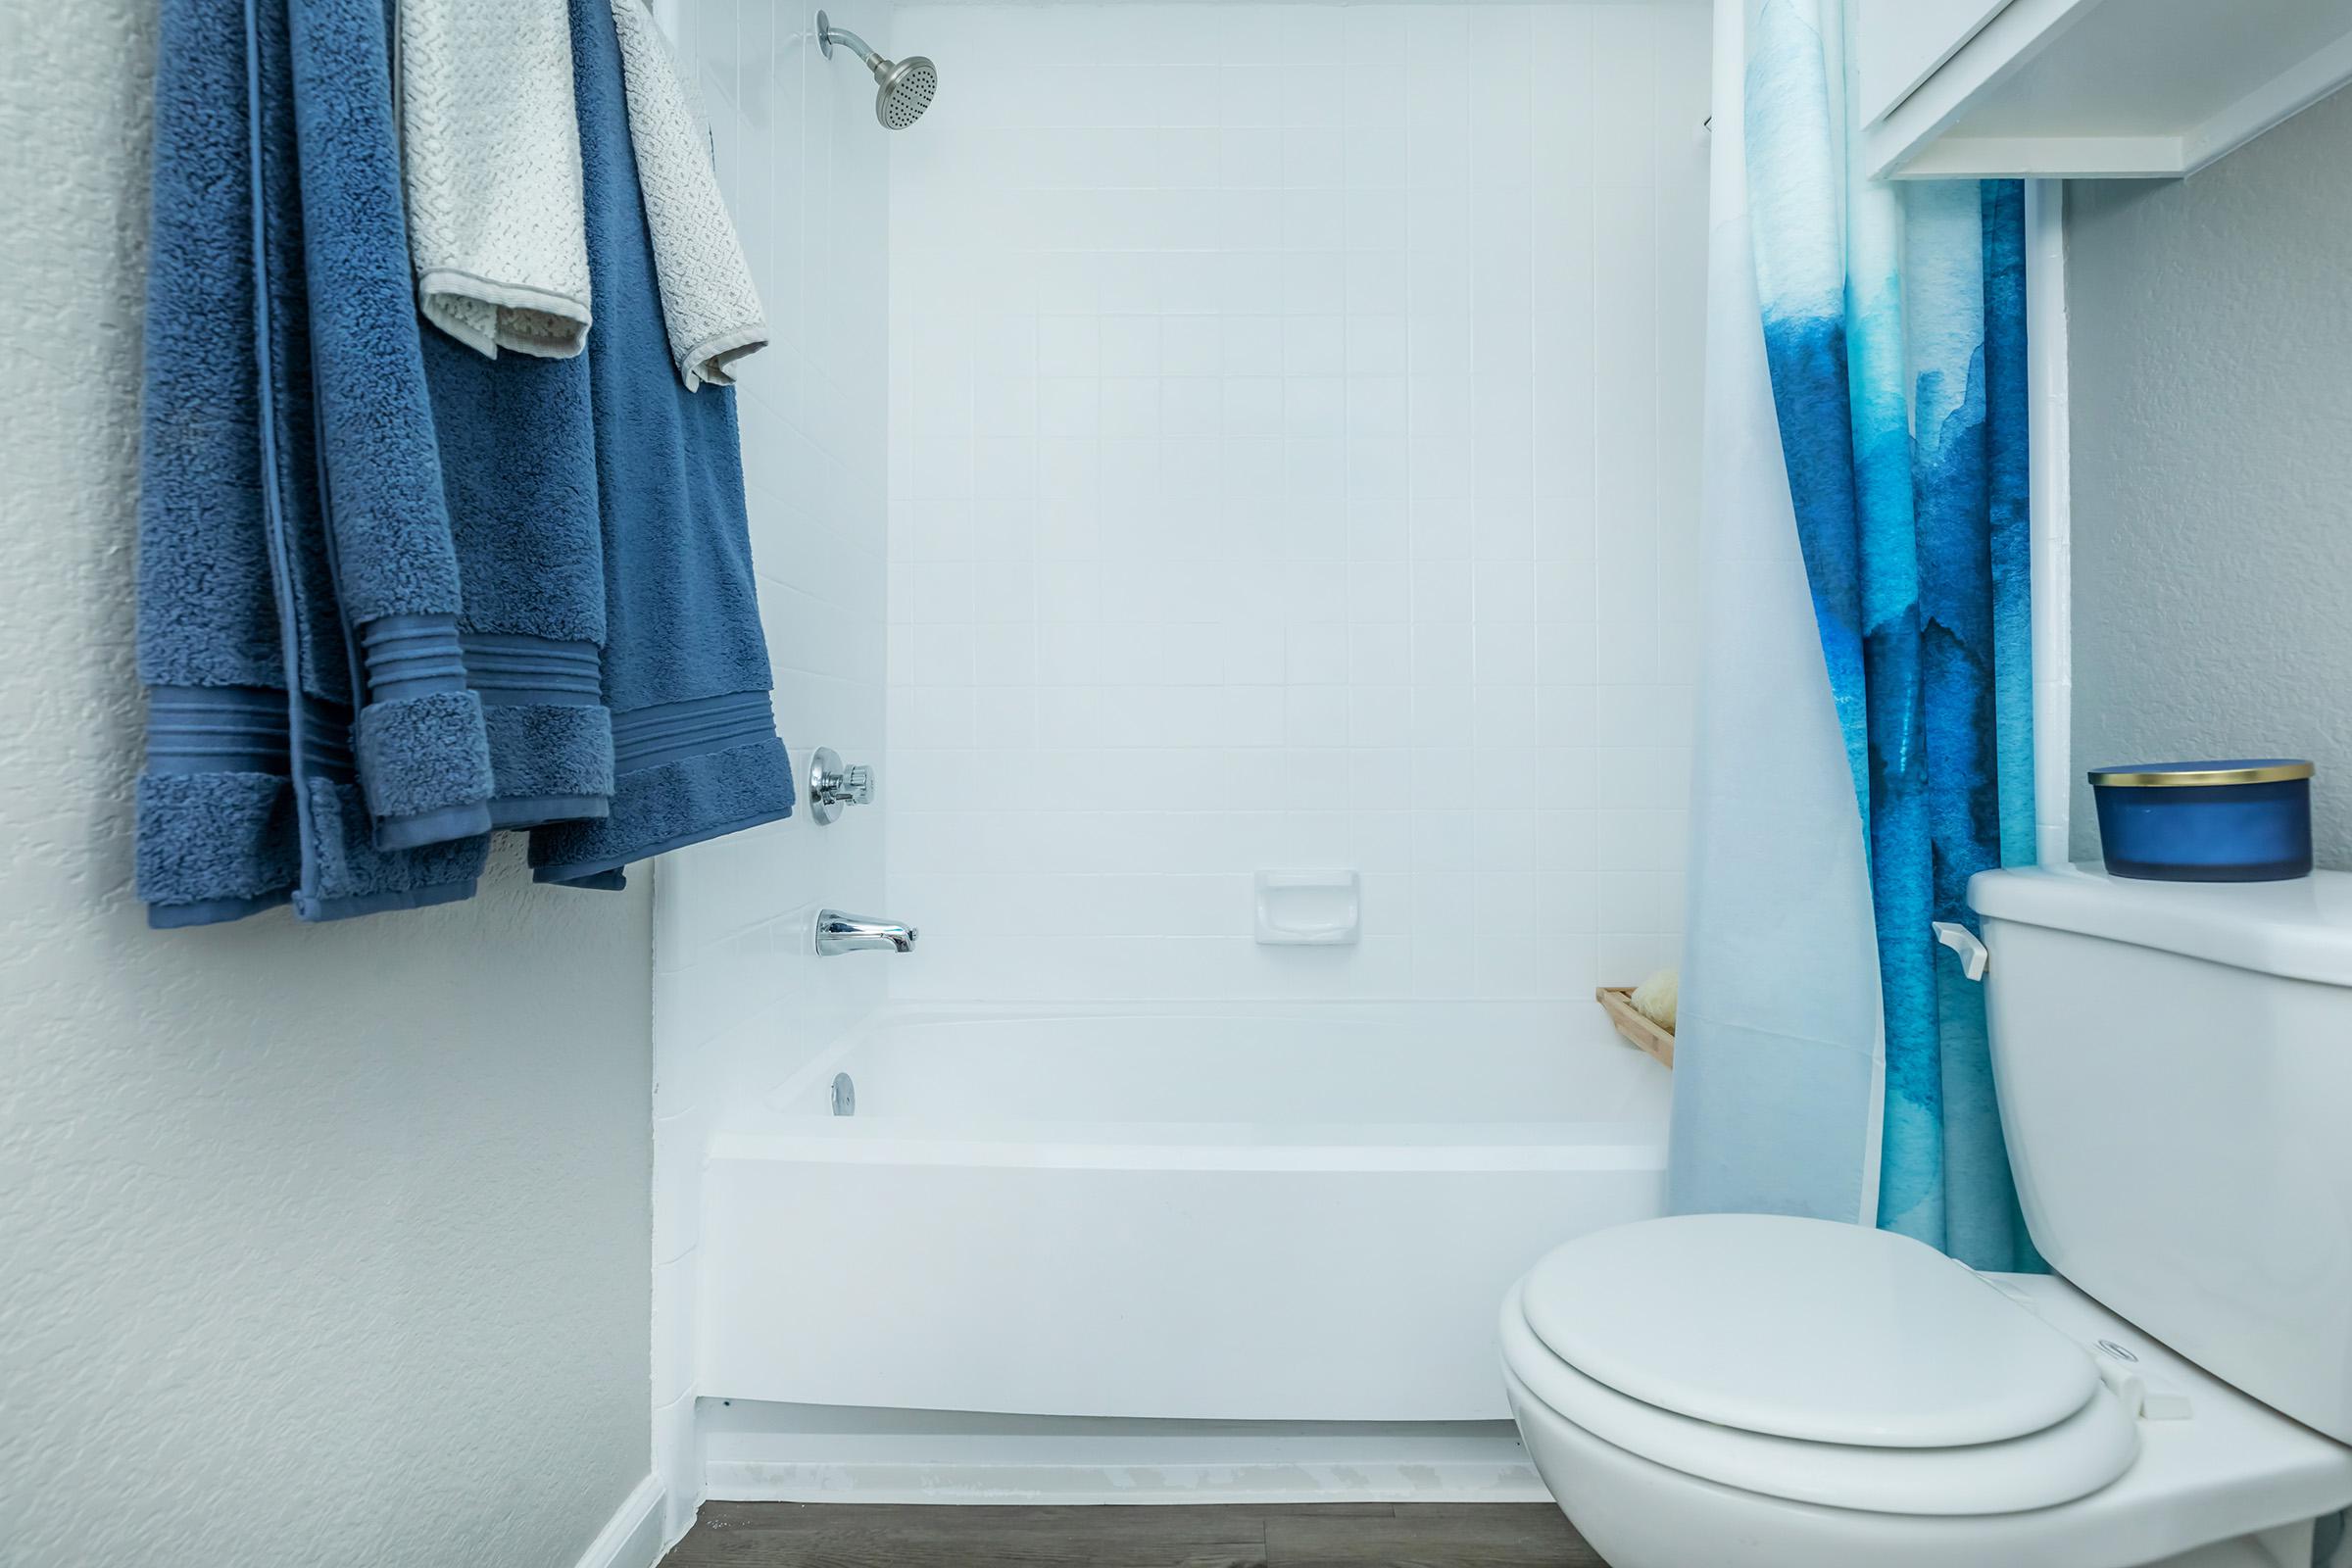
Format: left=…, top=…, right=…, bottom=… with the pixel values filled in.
left=2067, top=87, right=2352, bottom=869
left=0, top=7, right=656, bottom=1565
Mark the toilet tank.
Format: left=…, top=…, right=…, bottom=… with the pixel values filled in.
left=1970, top=865, right=2352, bottom=1443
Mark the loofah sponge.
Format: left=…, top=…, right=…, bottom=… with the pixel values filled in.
left=1630, top=967, right=1679, bottom=1033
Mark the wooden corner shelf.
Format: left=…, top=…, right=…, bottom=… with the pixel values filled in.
left=1596, top=986, right=1675, bottom=1069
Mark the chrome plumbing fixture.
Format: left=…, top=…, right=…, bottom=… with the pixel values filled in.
left=814, top=909, right=918, bottom=956
left=807, top=746, right=873, bottom=826
left=815, top=11, right=937, bottom=129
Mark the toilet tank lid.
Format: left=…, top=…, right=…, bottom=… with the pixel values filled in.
left=1969, top=865, right=2352, bottom=987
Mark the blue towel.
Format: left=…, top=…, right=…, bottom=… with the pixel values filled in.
left=295, top=0, right=612, bottom=844
left=528, top=0, right=794, bottom=887
left=134, top=0, right=294, bottom=928
left=421, top=326, right=615, bottom=830
left=282, top=0, right=498, bottom=854
left=136, top=0, right=780, bottom=922
left=133, top=0, right=488, bottom=927
left=260, top=0, right=491, bottom=916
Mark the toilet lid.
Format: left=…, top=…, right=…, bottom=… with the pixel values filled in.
left=1519, top=1214, right=2103, bottom=1447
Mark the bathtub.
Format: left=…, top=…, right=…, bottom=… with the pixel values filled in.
left=700, top=1003, right=1670, bottom=1424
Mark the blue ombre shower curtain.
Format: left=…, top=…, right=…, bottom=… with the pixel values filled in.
left=1671, top=0, right=2038, bottom=1272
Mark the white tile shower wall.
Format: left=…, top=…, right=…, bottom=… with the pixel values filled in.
left=884, top=2, right=1708, bottom=1003
left=649, top=0, right=894, bottom=1536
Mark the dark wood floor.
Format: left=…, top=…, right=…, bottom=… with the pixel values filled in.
left=660, top=1502, right=1604, bottom=1568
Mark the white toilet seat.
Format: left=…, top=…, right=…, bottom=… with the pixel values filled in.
left=1499, top=1280, right=2140, bottom=1515
left=1500, top=1221, right=2352, bottom=1568
left=1517, top=1212, right=2102, bottom=1447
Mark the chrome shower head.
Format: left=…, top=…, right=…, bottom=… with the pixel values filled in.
left=816, top=11, right=937, bottom=129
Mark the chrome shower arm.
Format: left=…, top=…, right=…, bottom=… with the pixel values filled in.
left=817, top=19, right=879, bottom=68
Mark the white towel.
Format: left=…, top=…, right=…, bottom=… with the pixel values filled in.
left=399, top=0, right=593, bottom=358
left=607, top=0, right=769, bottom=390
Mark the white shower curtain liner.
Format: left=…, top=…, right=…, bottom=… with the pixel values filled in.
left=1663, top=0, right=1885, bottom=1228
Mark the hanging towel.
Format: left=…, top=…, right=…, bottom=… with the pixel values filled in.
left=328, top=0, right=613, bottom=834
left=282, top=0, right=500, bottom=856
left=605, top=0, right=768, bottom=390
left=419, top=329, right=615, bottom=828
left=135, top=0, right=298, bottom=928
left=398, top=0, right=616, bottom=829
left=267, top=0, right=492, bottom=914
left=135, top=0, right=487, bottom=927
left=528, top=0, right=794, bottom=887
left=398, top=0, right=594, bottom=358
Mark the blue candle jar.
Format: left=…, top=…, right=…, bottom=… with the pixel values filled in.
left=2087, top=760, right=2315, bottom=882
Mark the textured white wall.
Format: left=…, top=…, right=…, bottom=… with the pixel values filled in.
left=2066, top=88, right=2352, bottom=869
left=647, top=0, right=895, bottom=1536
left=0, top=7, right=658, bottom=1566
left=882, top=1, right=1710, bottom=1004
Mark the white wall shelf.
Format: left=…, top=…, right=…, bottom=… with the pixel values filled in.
left=1860, top=0, right=2352, bottom=179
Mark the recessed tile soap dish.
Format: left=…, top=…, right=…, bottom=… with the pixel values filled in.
left=1253, top=870, right=1360, bottom=946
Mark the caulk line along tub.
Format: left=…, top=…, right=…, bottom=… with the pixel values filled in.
left=2089, top=760, right=2316, bottom=883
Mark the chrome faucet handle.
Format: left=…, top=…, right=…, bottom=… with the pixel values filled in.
left=808, top=747, right=874, bottom=824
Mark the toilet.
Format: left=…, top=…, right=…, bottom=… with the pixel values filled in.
left=1502, top=865, right=2352, bottom=1568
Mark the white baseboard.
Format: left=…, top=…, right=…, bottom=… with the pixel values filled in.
left=705, top=1457, right=1550, bottom=1506
left=572, top=1474, right=667, bottom=1568
left=697, top=1403, right=1548, bottom=1507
